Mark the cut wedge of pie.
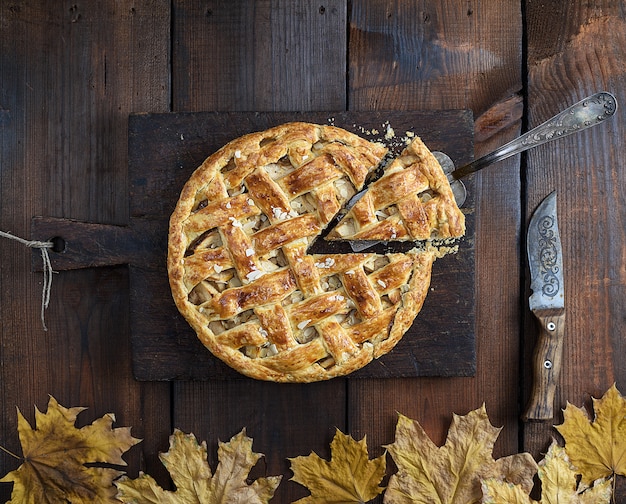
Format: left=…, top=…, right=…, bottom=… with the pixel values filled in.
left=326, top=136, right=465, bottom=242
left=168, top=122, right=461, bottom=382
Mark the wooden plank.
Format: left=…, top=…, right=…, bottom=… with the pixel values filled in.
left=0, top=2, right=172, bottom=497
left=119, top=110, right=476, bottom=380
left=523, top=1, right=626, bottom=471
left=349, top=1, right=523, bottom=113
left=172, top=0, right=347, bottom=112
left=168, top=4, right=351, bottom=503
left=346, top=0, right=524, bottom=475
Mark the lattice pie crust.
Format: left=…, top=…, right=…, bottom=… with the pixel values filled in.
left=327, top=136, right=465, bottom=241
left=168, top=122, right=462, bottom=382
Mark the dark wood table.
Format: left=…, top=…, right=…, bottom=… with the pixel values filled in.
left=1, top=2, right=625, bottom=501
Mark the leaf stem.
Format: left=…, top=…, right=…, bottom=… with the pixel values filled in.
left=612, top=475, right=616, bottom=504
left=0, top=444, right=22, bottom=460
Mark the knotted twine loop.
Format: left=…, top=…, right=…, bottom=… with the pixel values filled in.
left=0, top=231, right=55, bottom=331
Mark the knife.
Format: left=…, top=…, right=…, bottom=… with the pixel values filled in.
left=522, top=191, right=565, bottom=422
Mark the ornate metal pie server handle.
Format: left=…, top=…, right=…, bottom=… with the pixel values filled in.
left=451, top=91, right=618, bottom=179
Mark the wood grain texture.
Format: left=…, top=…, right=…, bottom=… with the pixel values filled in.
left=349, top=0, right=522, bottom=114
left=524, top=1, right=626, bottom=463
left=522, top=310, right=566, bottom=422
left=172, top=0, right=347, bottom=112
left=347, top=0, right=524, bottom=475
left=0, top=2, right=172, bottom=498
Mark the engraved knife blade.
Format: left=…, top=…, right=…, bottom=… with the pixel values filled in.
left=522, top=190, right=565, bottom=421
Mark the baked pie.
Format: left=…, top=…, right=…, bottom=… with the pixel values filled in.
left=168, top=122, right=458, bottom=382
left=327, top=136, right=465, bottom=242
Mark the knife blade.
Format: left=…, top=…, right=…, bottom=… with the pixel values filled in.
left=522, top=190, right=565, bottom=422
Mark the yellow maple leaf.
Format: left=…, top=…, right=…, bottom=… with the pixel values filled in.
left=383, top=406, right=537, bottom=504
left=115, top=428, right=281, bottom=503
left=0, top=395, right=140, bottom=504
left=288, top=428, right=386, bottom=503
left=556, top=383, right=626, bottom=485
left=481, top=440, right=612, bottom=504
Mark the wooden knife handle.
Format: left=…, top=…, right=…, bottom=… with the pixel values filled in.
left=522, top=309, right=565, bottom=422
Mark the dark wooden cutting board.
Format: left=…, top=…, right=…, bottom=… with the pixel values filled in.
left=32, top=111, right=476, bottom=381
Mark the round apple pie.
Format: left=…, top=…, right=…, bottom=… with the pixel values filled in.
left=167, top=122, right=460, bottom=382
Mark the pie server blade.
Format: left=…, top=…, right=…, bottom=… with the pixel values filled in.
left=307, top=237, right=424, bottom=255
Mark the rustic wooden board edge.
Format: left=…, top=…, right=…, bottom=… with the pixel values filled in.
left=127, top=110, right=476, bottom=381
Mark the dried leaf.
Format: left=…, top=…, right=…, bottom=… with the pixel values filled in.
left=289, top=428, right=386, bottom=503
left=556, top=383, right=626, bottom=485
left=538, top=441, right=612, bottom=504
left=481, top=440, right=612, bottom=504
left=115, top=428, right=281, bottom=503
left=383, top=406, right=537, bottom=504
left=0, top=395, right=140, bottom=504
left=492, top=454, right=537, bottom=494
left=481, top=479, right=529, bottom=504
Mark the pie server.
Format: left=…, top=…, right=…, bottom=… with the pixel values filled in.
left=522, top=191, right=564, bottom=422
left=340, top=91, right=617, bottom=253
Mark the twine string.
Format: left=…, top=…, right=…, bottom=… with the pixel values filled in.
left=0, top=231, right=55, bottom=331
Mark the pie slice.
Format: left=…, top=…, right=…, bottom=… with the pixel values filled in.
left=326, top=136, right=465, bottom=242
left=168, top=122, right=444, bottom=382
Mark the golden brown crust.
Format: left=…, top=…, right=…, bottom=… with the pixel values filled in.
left=168, top=122, right=444, bottom=382
left=326, top=136, right=465, bottom=241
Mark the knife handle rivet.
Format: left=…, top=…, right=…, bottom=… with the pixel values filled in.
left=547, top=322, right=556, bottom=331
left=544, top=360, right=553, bottom=369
